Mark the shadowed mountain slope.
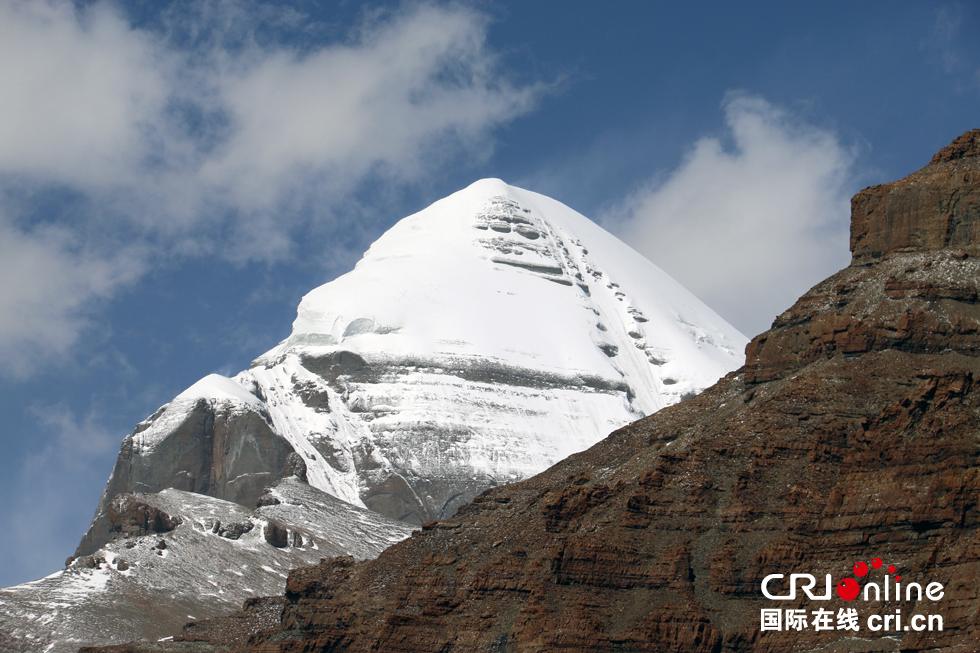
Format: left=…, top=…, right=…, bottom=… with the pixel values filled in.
left=0, top=476, right=415, bottom=653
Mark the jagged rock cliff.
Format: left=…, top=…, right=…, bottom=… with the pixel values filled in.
left=76, top=387, right=297, bottom=559
left=97, top=131, right=980, bottom=653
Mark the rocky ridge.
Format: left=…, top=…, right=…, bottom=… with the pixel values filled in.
left=0, top=476, right=415, bottom=653
left=92, top=130, right=980, bottom=653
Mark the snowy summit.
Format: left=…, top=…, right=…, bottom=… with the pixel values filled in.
left=79, top=178, right=747, bottom=553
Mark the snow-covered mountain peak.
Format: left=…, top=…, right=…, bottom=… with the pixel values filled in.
left=78, top=178, right=748, bottom=563
left=14, top=179, right=749, bottom=653
left=271, top=179, right=745, bottom=412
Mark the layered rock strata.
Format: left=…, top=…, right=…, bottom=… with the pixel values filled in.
left=98, top=131, right=980, bottom=653
left=850, top=128, right=980, bottom=264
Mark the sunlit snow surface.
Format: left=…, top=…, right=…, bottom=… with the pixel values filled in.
left=287, top=179, right=743, bottom=387
left=240, top=179, right=747, bottom=518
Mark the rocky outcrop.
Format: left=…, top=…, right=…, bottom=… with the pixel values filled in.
left=742, top=249, right=980, bottom=384
left=102, top=130, right=980, bottom=653
left=76, top=396, right=295, bottom=557
left=850, top=128, right=980, bottom=264
left=107, top=495, right=182, bottom=538
left=0, top=478, right=415, bottom=653
left=746, top=131, right=980, bottom=385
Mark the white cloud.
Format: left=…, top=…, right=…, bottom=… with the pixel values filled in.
left=610, top=93, right=856, bottom=338
left=0, top=211, right=144, bottom=376
left=0, top=0, right=173, bottom=187
left=203, top=4, right=539, bottom=211
left=0, top=0, right=544, bottom=374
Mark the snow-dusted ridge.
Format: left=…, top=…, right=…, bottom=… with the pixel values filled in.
left=0, top=478, right=415, bottom=653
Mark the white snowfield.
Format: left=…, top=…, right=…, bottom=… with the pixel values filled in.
left=156, top=179, right=747, bottom=522
left=286, top=178, right=743, bottom=397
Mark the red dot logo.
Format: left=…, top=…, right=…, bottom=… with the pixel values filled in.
left=853, top=561, right=869, bottom=577
left=872, top=558, right=883, bottom=569
left=837, top=578, right=860, bottom=601
left=896, top=575, right=901, bottom=582
left=888, top=565, right=896, bottom=574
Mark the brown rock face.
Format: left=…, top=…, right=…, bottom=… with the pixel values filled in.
left=107, top=495, right=182, bottom=538
left=930, top=128, right=980, bottom=164
left=850, top=128, right=980, bottom=264
left=84, top=131, right=980, bottom=653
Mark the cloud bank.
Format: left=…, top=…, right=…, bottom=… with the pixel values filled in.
left=0, top=0, right=542, bottom=374
left=610, top=93, right=857, bottom=338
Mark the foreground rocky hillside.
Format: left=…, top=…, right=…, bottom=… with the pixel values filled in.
left=89, top=130, right=980, bottom=653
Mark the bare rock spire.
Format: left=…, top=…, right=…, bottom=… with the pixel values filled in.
left=850, top=129, right=980, bottom=264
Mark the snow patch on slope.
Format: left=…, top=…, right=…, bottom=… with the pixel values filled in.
left=176, top=374, right=264, bottom=407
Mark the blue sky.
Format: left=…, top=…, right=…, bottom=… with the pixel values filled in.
left=0, top=0, right=977, bottom=587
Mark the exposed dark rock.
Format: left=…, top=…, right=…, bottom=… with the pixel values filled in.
left=276, top=452, right=307, bottom=483
left=292, top=378, right=330, bottom=412
left=216, top=521, right=253, bottom=540
left=108, top=495, right=182, bottom=538
left=264, top=520, right=289, bottom=548
left=174, top=597, right=286, bottom=648
left=255, top=491, right=280, bottom=507
left=76, top=398, right=295, bottom=557
left=299, top=350, right=368, bottom=391
left=73, top=555, right=97, bottom=569
left=598, top=343, right=619, bottom=357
